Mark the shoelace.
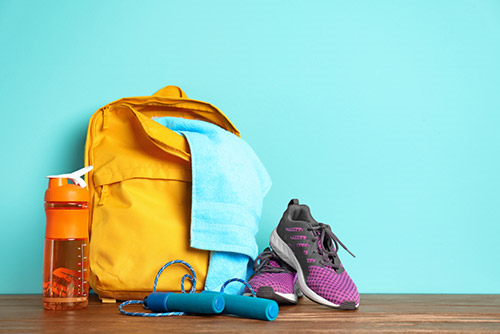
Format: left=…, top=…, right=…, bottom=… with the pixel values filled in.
left=309, top=223, right=355, bottom=271
left=254, top=248, right=293, bottom=274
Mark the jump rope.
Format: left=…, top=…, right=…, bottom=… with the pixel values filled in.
left=118, top=260, right=278, bottom=321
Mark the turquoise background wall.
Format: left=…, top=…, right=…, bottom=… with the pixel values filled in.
left=1, top=0, right=499, bottom=294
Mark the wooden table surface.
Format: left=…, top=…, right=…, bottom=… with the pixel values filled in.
left=1, top=294, right=499, bottom=333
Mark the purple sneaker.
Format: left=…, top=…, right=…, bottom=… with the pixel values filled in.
left=244, top=247, right=301, bottom=304
left=270, top=199, right=360, bottom=310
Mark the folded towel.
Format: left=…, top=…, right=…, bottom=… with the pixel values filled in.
left=154, top=117, right=271, bottom=294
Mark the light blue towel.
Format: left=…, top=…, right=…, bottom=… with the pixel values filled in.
left=154, top=117, right=271, bottom=294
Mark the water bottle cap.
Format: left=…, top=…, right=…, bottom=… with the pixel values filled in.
left=45, top=166, right=93, bottom=202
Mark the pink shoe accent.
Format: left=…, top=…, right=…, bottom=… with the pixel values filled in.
left=285, top=227, right=303, bottom=232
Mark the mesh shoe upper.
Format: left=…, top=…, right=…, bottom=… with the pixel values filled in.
left=245, top=248, right=296, bottom=295
left=307, top=266, right=360, bottom=305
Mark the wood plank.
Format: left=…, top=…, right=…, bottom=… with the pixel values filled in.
left=0, top=294, right=499, bottom=333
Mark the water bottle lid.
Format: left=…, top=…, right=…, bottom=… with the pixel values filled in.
left=45, top=166, right=93, bottom=202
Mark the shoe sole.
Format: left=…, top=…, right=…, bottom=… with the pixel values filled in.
left=270, top=228, right=359, bottom=310
left=243, top=287, right=298, bottom=304
left=295, top=280, right=304, bottom=298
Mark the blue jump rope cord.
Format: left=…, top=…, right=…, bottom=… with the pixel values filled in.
left=118, top=260, right=256, bottom=317
left=220, top=277, right=256, bottom=297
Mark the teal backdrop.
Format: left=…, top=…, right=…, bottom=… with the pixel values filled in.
left=1, top=1, right=499, bottom=294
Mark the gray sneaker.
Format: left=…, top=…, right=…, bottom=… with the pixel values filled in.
left=270, top=199, right=360, bottom=309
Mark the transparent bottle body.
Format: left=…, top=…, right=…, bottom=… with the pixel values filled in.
left=43, top=202, right=89, bottom=310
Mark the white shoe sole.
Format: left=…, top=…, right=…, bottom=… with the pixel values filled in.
left=243, top=289, right=298, bottom=304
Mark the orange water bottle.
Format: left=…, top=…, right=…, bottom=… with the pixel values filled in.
left=43, top=166, right=93, bottom=310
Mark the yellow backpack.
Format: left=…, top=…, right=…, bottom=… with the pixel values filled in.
left=84, top=85, right=240, bottom=302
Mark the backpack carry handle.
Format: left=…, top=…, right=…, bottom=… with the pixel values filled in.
left=153, top=85, right=187, bottom=99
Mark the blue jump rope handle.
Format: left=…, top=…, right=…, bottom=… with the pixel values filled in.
left=145, top=292, right=225, bottom=314
left=203, top=291, right=279, bottom=321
